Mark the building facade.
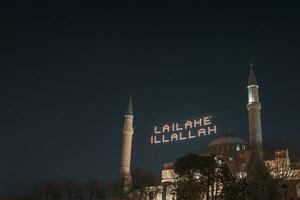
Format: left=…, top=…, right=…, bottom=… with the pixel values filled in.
left=123, top=67, right=300, bottom=200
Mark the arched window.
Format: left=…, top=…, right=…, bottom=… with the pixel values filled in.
left=242, top=144, right=246, bottom=150
left=221, top=145, right=224, bottom=152
left=149, top=192, right=154, bottom=200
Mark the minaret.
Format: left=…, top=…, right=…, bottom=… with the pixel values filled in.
left=120, top=96, right=134, bottom=192
left=247, top=64, right=263, bottom=159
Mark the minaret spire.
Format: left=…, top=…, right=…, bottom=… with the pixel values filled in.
left=248, top=62, right=258, bottom=86
left=247, top=64, right=263, bottom=159
left=120, top=96, right=134, bottom=193
left=126, top=95, right=133, bottom=116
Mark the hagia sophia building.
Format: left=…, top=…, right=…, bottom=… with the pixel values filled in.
left=119, top=66, right=300, bottom=200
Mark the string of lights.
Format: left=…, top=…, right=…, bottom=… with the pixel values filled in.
left=134, top=105, right=245, bottom=130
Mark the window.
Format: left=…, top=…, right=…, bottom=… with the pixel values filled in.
left=242, top=144, right=246, bottom=150
left=236, top=144, right=241, bottom=151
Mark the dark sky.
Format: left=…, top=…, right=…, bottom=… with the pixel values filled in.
left=2, top=1, right=300, bottom=197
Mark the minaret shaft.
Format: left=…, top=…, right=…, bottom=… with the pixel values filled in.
left=247, top=68, right=263, bottom=159
left=120, top=97, right=134, bottom=193
left=120, top=116, right=133, bottom=175
left=247, top=101, right=263, bottom=157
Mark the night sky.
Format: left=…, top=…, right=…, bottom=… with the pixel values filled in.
left=2, top=1, right=300, bottom=197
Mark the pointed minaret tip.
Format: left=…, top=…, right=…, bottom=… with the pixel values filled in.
left=248, top=63, right=258, bottom=86
left=126, top=95, right=133, bottom=116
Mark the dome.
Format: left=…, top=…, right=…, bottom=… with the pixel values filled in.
left=208, top=135, right=246, bottom=147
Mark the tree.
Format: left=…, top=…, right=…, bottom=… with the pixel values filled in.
left=173, top=154, right=207, bottom=200
left=84, top=179, right=105, bottom=200
left=16, top=179, right=107, bottom=200
left=220, top=178, right=247, bottom=200
left=129, top=169, right=161, bottom=200
left=105, top=179, right=125, bottom=200
left=246, top=154, right=281, bottom=200
left=131, top=169, right=159, bottom=189
left=173, top=153, right=235, bottom=200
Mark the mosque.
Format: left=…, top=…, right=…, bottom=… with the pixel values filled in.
left=119, top=66, right=300, bottom=199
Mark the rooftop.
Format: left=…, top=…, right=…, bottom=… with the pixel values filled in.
left=208, top=135, right=247, bottom=146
